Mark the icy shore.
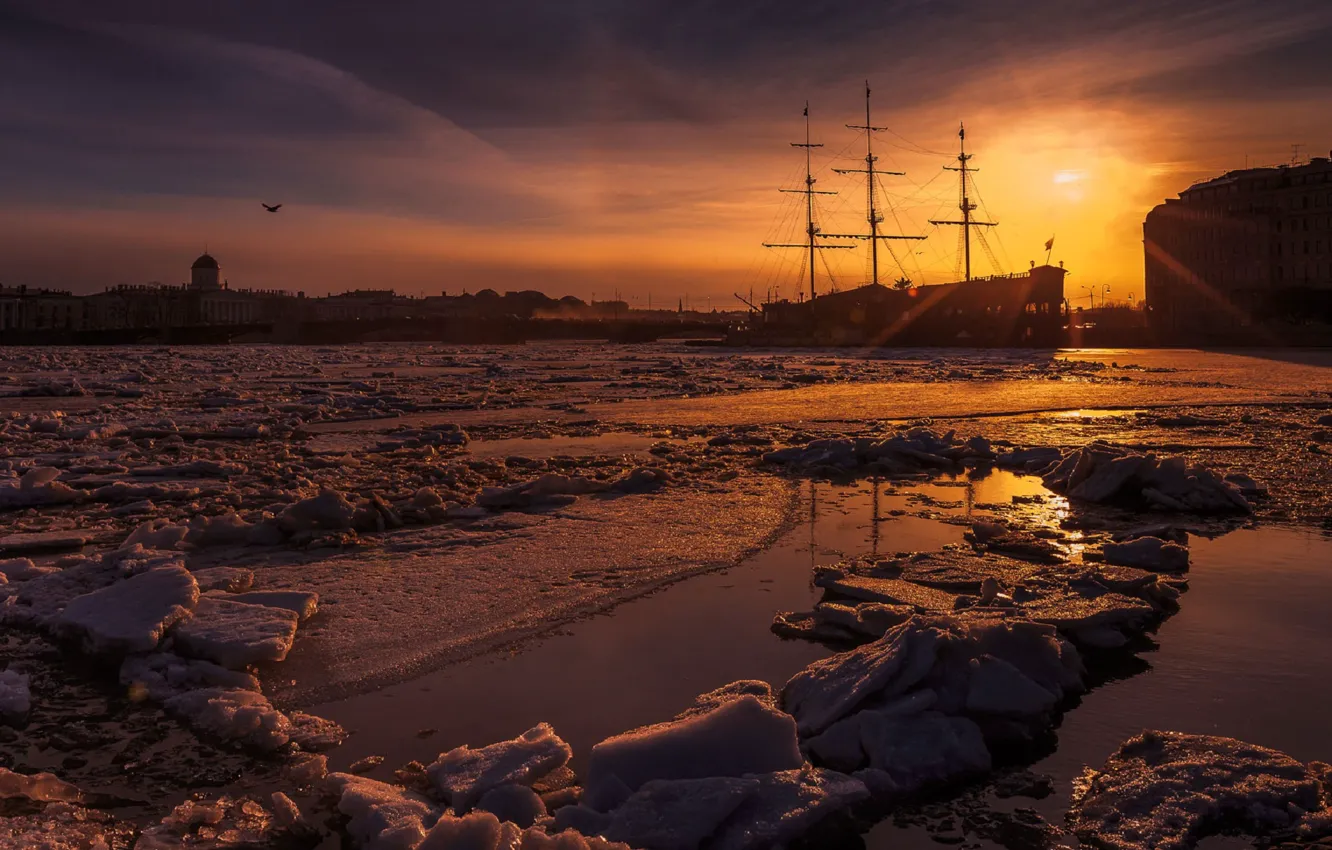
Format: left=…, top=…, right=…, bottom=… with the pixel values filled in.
left=2, top=344, right=1330, bottom=848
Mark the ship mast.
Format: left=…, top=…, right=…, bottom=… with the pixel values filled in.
left=763, top=103, right=852, bottom=302
left=929, top=123, right=997, bottom=282
left=826, top=82, right=924, bottom=285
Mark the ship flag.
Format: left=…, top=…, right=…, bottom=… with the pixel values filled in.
left=1044, top=236, right=1055, bottom=252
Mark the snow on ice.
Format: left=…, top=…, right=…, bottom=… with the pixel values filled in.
left=55, top=563, right=199, bottom=655
left=779, top=548, right=1178, bottom=651
left=428, top=723, right=574, bottom=813
left=1039, top=443, right=1253, bottom=514
left=784, top=615, right=1081, bottom=794
left=1070, top=730, right=1332, bottom=850
left=171, top=596, right=300, bottom=668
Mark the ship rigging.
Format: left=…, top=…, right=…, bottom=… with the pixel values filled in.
left=760, top=93, right=1014, bottom=298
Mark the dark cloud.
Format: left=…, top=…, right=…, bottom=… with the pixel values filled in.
left=2, top=0, right=1331, bottom=293
left=13, top=0, right=1332, bottom=129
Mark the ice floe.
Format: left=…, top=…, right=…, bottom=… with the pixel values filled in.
left=783, top=615, right=1082, bottom=791
left=0, top=467, right=84, bottom=509
left=585, top=696, right=803, bottom=804
left=1040, top=442, right=1253, bottom=514
left=171, top=596, right=300, bottom=668
left=1069, top=730, right=1331, bottom=850
left=1102, top=535, right=1191, bottom=572
left=326, top=772, right=440, bottom=850
left=778, top=547, right=1179, bottom=651
left=55, top=563, right=198, bottom=655
left=428, top=722, right=573, bottom=812
left=763, top=428, right=994, bottom=477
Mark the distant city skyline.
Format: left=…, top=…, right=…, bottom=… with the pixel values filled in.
left=3, top=1, right=1332, bottom=303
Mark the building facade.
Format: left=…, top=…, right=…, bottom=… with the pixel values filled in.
left=1144, top=154, right=1332, bottom=335
left=0, top=253, right=303, bottom=337
left=0, top=287, right=84, bottom=332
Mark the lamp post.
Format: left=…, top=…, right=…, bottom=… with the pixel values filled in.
left=1100, top=285, right=1111, bottom=308
left=1083, top=285, right=1095, bottom=308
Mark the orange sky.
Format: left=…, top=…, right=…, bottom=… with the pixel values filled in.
left=3, top=2, right=1332, bottom=304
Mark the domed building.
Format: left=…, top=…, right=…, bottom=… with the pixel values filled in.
left=190, top=253, right=222, bottom=292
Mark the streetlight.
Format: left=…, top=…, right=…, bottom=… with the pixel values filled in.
left=1083, top=285, right=1095, bottom=308
left=1100, top=285, right=1111, bottom=308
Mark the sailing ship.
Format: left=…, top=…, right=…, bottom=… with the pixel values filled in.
left=736, top=86, right=1067, bottom=347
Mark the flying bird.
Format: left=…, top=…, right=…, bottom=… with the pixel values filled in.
left=262, top=203, right=283, bottom=213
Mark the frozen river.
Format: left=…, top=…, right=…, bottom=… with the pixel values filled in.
left=308, top=470, right=1332, bottom=850
left=2, top=343, right=1331, bottom=849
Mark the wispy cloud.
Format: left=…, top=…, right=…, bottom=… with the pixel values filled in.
left=2, top=0, right=1331, bottom=298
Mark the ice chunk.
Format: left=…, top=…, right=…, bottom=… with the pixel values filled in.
left=1043, top=444, right=1251, bottom=515
left=781, top=617, right=958, bottom=736
left=475, top=783, right=546, bottom=828
left=0, top=803, right=126, bottom=848
left=1069, top=730, right=1323, bottom=850
left=0, top=668, right=31, bottom=719
left=1019, top=587, right=1156, bottom=636
left=476, top=474, right=607, bottom=509
left=710, top=767, right=870, bottom=850
left=1102, top=536, right=1190, bottom=573
left=859, top=711, right=990, bottom=795
left=56, top=564, right=199, bottom=655
left=1068, top=454, right=1147, bottom=503
left=120, top=651, right=260, bottom=702
left=9, top=548, right=178, bottom=627
left=518, top=829, right=637, bottom=850
left=965, top=654, right=1059, bottom=717
left=1223, top=472, right=1267, bottom=499
left=553, top=804, right=613, bottom=837
left=803, top=691, right=939, bottom=772
left=418, top=811, right=521, bottom=850
left=0, top=467, right=83, bottom=508
left=279, top=489, right=357, bottom=533
left=0, top=557, right=58, bottom=582
left=191, top=566, right=255, bottom=593
left=215, top=589, right=319, bottom=621
left=271, top=791, right=306, bottom=830
left=967, top=619, right=1084, bottom=700
left=289, top=710, right=348, bottom=752
left=600, top=776, right=759, bottom=850
left=187, top=512, right=260, bottom=548
left=674, top=680, right=775, bottom=719
left=163, top=686, right=293, bottom=751
left=122, top=520, right=190, bottom=551
left=171, top=597, right=299, bottom=669
left=0, top=767, right=83, bottom=802
left=610, top=467, right=671, bottom=494
left=428, top=723, right=573, bottom=812
left=809, top=600, right=914, bottom=639
left=585, top=696, right=801, bottom=800
left=325, top=773, right=440, bottom=850
left=284, top=753, right=329, bottom=785
left=0, top=531, right=89, bottom=555
left=763, top=429, right=981, bottom=475
left=813, top=571, right=960, bottom=614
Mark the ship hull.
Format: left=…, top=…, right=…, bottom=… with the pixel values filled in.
left=733, top=265, right=1067, bottom=348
